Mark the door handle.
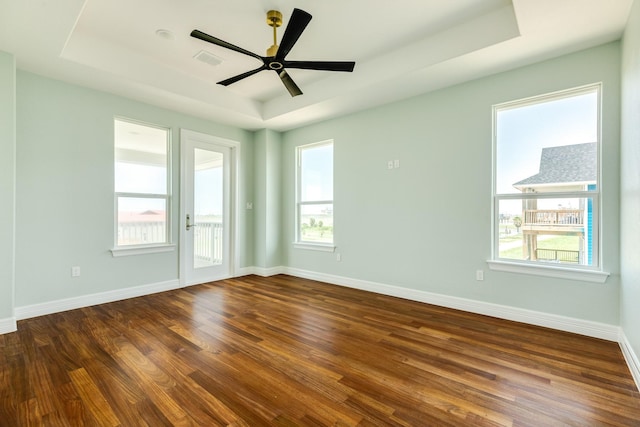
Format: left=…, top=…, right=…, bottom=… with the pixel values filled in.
left=186, top=214, right=197, bottom=231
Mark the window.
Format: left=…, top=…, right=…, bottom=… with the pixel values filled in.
left=492, top=85, right=600, bottom=271
left=114, top=118, right=170, bottom=248
left=295, top=141, right=334, bottom=249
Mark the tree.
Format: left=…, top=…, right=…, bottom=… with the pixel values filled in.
left=513, top=216, right=522, bottom=233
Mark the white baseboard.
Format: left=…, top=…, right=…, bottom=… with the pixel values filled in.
left=5, top=266, right=637, bottom=392
left=620, top=331, right=640, bottom=391
left=15, top=279, right=182, bottom=321
left=237, top=266, right=285, bottom=277
left=285, top=263, right=639, bottom=388
left=235, top=266, right=255, bottom=277
left=10, top=268, right=621, bottom=342
left=0, top=317, right=17, bottom=334
left=279, top=267, right=621, bottom=342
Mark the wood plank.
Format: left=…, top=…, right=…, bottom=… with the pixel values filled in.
left=0, top=274, right=638, bottom=426
left=67, top=368, right=120, bottom=427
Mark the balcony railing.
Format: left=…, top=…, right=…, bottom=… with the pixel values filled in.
left=535, top=248, right=580, bottom=263
left=118, top=221, right=223, bottom=264
left=118, top=221, right=166, bottom=246
left=193, top=221, right=223, bottom=264
left=524, top=209, right=583, bottom=226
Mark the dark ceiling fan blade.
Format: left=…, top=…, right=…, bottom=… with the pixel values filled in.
left=192, top=9, right=354, bottom=97
left=275, top=8, right=312, bottom=61
left=277, top=69, right=302, bottom=97
left=283, top=60, right=355, bottom=72
left=217, top=65, right=267, bottom=86
left=191, top=29, right=264, bottom=62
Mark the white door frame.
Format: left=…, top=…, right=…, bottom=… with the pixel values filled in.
left=180, top=129, right=240, bottom=285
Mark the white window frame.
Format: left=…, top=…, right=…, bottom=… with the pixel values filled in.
left=111, top=117, right=174, bottom=257
left=488, top=84, right=609, bottom=283
left=294, top=140, right=335, bottom=252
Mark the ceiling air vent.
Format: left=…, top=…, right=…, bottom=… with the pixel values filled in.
left=194, top=50, right=223, bottom=67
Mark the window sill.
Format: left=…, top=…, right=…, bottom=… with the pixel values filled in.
left=487, top=260, right=609, bottom=283
left=110, top=244, right=176, bottom=257
left=293, top=242, right=336, bottom=252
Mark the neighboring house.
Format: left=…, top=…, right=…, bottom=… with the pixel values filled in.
left=512, top=142, right=597, bottom=264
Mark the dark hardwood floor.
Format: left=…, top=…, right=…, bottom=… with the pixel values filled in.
left=1, top=274, right=639, bottom=426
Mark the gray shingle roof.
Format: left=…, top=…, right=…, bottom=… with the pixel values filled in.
left=513, top=142, right=596, bottom=188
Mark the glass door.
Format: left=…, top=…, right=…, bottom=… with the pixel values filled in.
left=182, top=136, right=231, bottom=285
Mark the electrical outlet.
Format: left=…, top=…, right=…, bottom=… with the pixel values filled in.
left=71, top=266, right=81, bottom=277
left=387, top=160, right=394, bottom=170
left=246, top=202, right=253, bottom=210
left=476, top=270, right=484, bottom=281
left=394, top=159, right=400, bottom=168
left=336, top=253, right=342, bottom=262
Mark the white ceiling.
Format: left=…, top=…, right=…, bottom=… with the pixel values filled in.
left=0, top=0, right=633, bottom=131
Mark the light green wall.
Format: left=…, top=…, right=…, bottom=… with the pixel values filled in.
left=253, top=129, right=282, bottom=268
left=282, top=43, right=621, bottom=325
left=0, top=52, right=15, bottom=321
left=5, top=38, right=630, bottom=334
left=15, top=71, right=254, bottom=307
left=621, top=0, right=640, bottom=359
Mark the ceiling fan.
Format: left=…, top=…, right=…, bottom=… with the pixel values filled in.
left=191, top=8, right=356, bottom=97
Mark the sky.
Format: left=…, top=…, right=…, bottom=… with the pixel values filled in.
left=115, top=163, right=166, bottom=194
left=496, top=89, right=598, bottom=195
left=194, top=167, right=222, bottom=216
left=301, top=143, right=333, bottom=202
left=115, top=163, right=167, bottom=215
left=496, top=89, right=598, bottom=214
left=115, top=155, right=223, bottom=216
